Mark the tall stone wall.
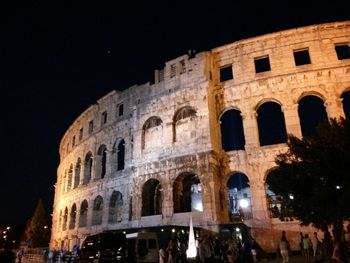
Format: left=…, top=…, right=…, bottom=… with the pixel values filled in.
left=50, top=21, right=350, bottom=252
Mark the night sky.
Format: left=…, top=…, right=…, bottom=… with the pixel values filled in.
left=1, top=1, right=349, bottom=225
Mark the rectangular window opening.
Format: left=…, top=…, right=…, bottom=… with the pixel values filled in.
left=159, top=69, right=164, bottom=82
left=118, top=104, right=124, bottom=117
left=254, top=56, right=271, bottom=73
left=101, top=111, right=108, bottom=125
left=179, top=60, right=186, bottom=74
left=88, top=121, right=94, bottom=134
left=72, top=136, right=76, bottom=147
left=79, top=128, right=83, bottom=141
left=170, top=64, right=176, bottom=78
left=220, top=64, right=233, bottom=82
left=335, top=44, right=350, bottom=60
left=294, top=49, right=311, bottom=66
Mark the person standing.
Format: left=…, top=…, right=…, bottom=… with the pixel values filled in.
left=17, top=248, right=23, bottom=263
left=311, top=232, right=320, bottom=259
left=278, top=231, right=290, bottom=263
left=159, top=244, right=168, bottom=263
left=166, top=239, right=177, bottom=263
left=302, top=234, right=312, bottom=262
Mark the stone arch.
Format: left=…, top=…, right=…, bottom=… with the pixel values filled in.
left=142, top=179, right=162, bottom=216
left=109, top=191, right=123, bottom=223
left=298, top=95, right=328, bottom=137
left=83, top=152, right=93, bottom=185
left=69, top=203, right=77, bottom=229
left=173, top=173, right=202, bottom=213
left=92, top=195, right=103, bottom=225
left=226, top=172, right=252, bottom=221
left=117, top=139, right=125, bottom=171
left=112, top=138, right=124, bottom=173
left=141, top=116, right=163, bottom=150
left=96, top=144, right=107, bottom=179
left=62, top=207, right=68, bottom=231
left=219, top=108, right=245, bottom=151
left=341, top=89, right=350, bottom=120
left=256, top=101, right=287, bottom=146
left=74, top=158, right=81, bottom=189
left=173, top=106, right=197, bottom=143
left=67, top=164, right=73, bottom=191
left=79, top=200, right=88, bottom=228
left=265, top=169, right=294, bottom=220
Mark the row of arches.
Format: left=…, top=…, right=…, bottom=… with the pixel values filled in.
left=59, top=191, right=123, bottom=231
left=141, top=106, right=198, bottom=150
left=58, top=169, right=293, bottom=232
left=61, top=140, right=125, bottom=194
left=220, top=92, right=350, bottom=151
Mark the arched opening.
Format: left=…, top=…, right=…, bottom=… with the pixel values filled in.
left=74, top=158, right=81, bottom=188
left=62, top=207, right=68, bottom=231
left=109, top=191, right=123, bottom=223
left=257, top=101, right=287, bottom=146
left=67, top=164, right=73, bottom=191
left=298, top=95, right=328, bottom=137
left=173, top=173, right=202, bottom=213
left=92, top=196, right=103, bottom=225
left=142, top=116, right=163, bottom=150
left=265, top=170, right=294, bottom=221
left=226, top=172, right=252, bottom=221
left=142, top=179, right=162, bottom=216
left=69, top=204, right=77, bottom=229
left=83, top=152, right=93, bottom=184
left=220, top=109, right=245, bottom=151
left=341, top=90, right=350, bottom=120
left=97, top=145, right=107, bottom=179
left=79, top=200, right=88, bottom=228
left=117, top=140, right=125, bottom=171
left=173, top=106, right=197, bottom=143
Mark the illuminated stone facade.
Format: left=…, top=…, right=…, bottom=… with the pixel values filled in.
left=51, top=21, right=350, bottom=252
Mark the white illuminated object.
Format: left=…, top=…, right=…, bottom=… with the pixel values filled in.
left=193, top=201, right=203, bottom=211
left=289, top=194, right=294, bottom=200
left=186, top=215, right=197, bottom=258
left=239, top=198, right=249, bottom=208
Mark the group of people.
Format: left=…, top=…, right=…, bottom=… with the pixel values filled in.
left=278, top=229, right=349, bottom=263
left=159, top=235, right=255, bottom=263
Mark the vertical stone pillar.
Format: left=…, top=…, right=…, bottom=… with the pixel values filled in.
left=94, top=155, right=102, bottom=180
left=325, top=98, right=345, bottom=119
left=282, top=103, right=302, bottom=138
left=132, top=189, right=142, bottom=220
left=250, top=180, right=269, bottom=227
left=105, top=149, right=113, bottom=178
left=242, top=112, right=260, bottom=147
left=162, top=184, right=174, bottom=220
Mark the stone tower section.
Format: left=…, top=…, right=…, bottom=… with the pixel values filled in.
left=51, top=21, right=350, bottom=252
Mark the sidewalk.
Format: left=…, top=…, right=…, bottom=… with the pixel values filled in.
left=270, top=254, right=305, bottom=262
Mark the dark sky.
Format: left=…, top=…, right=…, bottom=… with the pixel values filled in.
left=1, top=0, right=349, bottom=225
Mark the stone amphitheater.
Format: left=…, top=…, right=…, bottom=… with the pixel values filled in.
left=50, top=21, right=350, bottom=252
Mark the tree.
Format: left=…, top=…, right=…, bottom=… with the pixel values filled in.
left=267, top=118, right=350, bottom=239
left=22, top=199, right=51, bottom=248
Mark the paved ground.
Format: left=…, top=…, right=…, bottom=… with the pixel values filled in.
left=269, top=254, right=304, bottom=262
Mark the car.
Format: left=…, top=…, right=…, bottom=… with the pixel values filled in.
left=78, top=232, right=128, bottom=262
